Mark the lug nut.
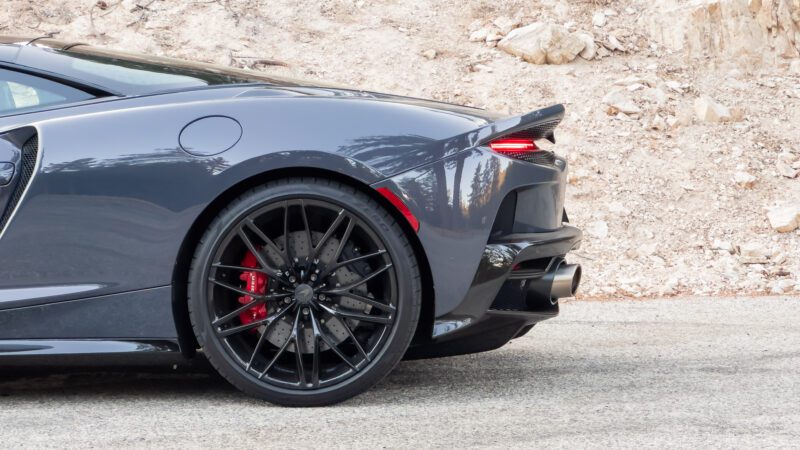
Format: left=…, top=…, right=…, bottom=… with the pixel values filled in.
left=289, top=276, right=296, bottom=283
left=310, top=274, right=317, bottom=281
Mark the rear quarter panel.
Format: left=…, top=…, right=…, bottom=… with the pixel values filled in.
left=0, top=91, right=488, bottom=310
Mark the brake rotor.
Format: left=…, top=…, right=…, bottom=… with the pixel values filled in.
left=238, top=230, right=372, bottom=354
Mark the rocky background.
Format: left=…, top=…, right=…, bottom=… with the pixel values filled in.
left=1, top=0, right=799, bottom=298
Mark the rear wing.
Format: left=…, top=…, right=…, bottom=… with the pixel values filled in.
left=465, top=104, right=564, bottom=149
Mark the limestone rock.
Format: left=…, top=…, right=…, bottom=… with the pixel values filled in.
left=767, top=206, right=800, bottom=232
left=694, top=96, right=732, bottom=123
left=737, top=242, right=771, bottom=264
left=602, top=89, right=641, bottom=115
left=592, top=12, right=607, bottom=28
left=493, top=16, right=520, bottom=35
left=733, top=171, right=757, bottom=188
left=497, top=22, right=586, bottom=65
left=575, top=32, right=597, bottom=60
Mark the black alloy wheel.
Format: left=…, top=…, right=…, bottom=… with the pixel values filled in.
left=188, top=177, right=421, bottom=406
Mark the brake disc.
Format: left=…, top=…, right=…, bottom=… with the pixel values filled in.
left=262, top=230, right=371, bottom=354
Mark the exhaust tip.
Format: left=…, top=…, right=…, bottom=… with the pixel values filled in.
left=551, top=263, right=581, bottom=299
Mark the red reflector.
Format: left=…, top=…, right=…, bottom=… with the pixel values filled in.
left=376, top=187, right=420, bottom=233
left=489, top=138, right=538, bottom=153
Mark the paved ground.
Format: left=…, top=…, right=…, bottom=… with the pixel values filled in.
left=0, top=296, right=798, bottom=448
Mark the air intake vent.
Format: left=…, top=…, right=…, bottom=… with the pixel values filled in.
left=0, top=134, right=38, bottom=233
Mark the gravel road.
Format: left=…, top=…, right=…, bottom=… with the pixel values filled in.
left=0, top=296, right=798, bottom=448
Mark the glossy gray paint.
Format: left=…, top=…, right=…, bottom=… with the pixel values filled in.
left=0, top=41, right=580, bottom=354
left=374, top=145, right=569, bottom=318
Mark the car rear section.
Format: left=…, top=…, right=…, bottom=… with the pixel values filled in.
left=372, top=104, right=582, bottom=359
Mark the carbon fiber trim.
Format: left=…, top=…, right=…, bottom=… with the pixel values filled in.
left=0, top=134, right=38, bottom=233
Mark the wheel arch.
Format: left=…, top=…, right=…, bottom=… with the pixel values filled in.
left=171, top=167, right=435, bottom=357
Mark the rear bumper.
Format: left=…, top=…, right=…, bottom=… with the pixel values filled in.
left=434, top=224, right=582, bottom=335
left=404, top=225, right=582, bottom=360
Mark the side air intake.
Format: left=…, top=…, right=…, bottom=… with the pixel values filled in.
left=0, top=134, right=38, bottom=233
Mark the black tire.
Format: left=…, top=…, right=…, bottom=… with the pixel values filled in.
left=188, top=177, right=421, bottom=406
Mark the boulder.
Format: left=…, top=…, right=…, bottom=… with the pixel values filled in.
left=497, top=23, right=586, bottom=65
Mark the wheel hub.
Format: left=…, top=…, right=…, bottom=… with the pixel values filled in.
left=294, top=283, right=314, bottom=304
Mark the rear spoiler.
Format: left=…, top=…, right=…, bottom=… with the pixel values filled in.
left=476, top=104, right=564, bottom=145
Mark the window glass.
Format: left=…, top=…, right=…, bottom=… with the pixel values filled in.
left=0, top=68, right=94, bottom=115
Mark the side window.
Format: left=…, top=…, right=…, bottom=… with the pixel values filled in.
left=0, top=68, right=94, bottom=115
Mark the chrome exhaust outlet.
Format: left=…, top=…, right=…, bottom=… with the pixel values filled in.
left=524, top=259, right=582, bottom=308
left=550, top=262, right=581, bottom=299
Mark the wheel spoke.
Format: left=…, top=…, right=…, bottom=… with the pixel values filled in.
left=323, top=263, right=393, bottom=294
left=209, top=278, right=267, bottom=299
left=331, top=217, right=355, bottom=263
left=217, top=301, right=295, bottom=337
left=300, top=200, right=313, bottom=257
left=292, top=310, right=307, bottom=385
left=336, top=290, right=396, bottom=313
left=258, top=327, right=294, bottom=380
left=236, top=228, right=288, bottom=282
left=340, top=316, right=370, bottom=363
left=318, top=302, right=393, bottom=325
left=309, top=208, right=346, bottom=262
left=310, top=309, right=356, bottom=370
left=283, top=201, right=293, bottom=264
left=243, top=219, right=288, bottom=267
left=248, top=302, right=293, bottom=371
left=214, top=293, right=291, bottom=327
left=321, top=249, right=387, bottom=279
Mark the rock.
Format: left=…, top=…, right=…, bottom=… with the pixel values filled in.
left=733, top=171, right=757, bottom=188
left=776, top=160, right=799, bottom=178
left=486, top=29, right=504, bottom=43
left=422, top=49, right=437, bottom=60
left=497, top=23, right=586, bottom=65
left=791, top=60, right=800, bottom=74
left=493, top=16, right=520, bottom=35
left=469, top=28, right=489, bottom=42
left=646, top=0, right=800, bottom=62
left=575, top=32, right=596, bottom=60
left=648, top=114, right=666, bottom=130
left=737, top=242, right=771, bottom=264
left=604, top=34, right=625, bottom=51
left=694, top=96, right=732, bottom=123
left=663, top=80, right=683, bottom=93
left=767, top=205, right=800, bottom=232
left=602, top=89, right=641, bottom=115
left=712, top=239, right=735, bottom=254
left=642, top=87, right=668, bottom=106
left=592, top=12, right=606, bottom=27
left=769, top=278, right=796, bottom=294
left=587, top=220, right=609, bottom=239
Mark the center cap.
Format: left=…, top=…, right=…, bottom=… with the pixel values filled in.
left=294, top=283, right=314, bottom=304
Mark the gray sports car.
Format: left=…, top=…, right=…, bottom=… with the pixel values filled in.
left=0, top=35, right=582, bottom=406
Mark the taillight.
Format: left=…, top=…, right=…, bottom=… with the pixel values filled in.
left=487, top=134, right=556, bottom=166
left=489, top=138, right=538, bottom=153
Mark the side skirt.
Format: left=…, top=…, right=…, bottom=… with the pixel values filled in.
left=0, top=339, right=183, bottom=365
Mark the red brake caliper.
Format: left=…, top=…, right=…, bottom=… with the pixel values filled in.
left=238, top=250, right=269, bottom=328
